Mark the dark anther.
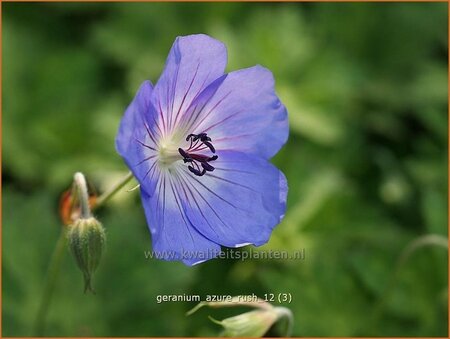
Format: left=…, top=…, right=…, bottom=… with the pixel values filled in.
left=208, top=155, right=218, bottom=161
left=186, top=132, right=212, bottom=143
left=179, top=133, right=218, bottom=177
left=188, top=165, right=206, bottom=176
left=178, top=148, right=189, bottom=158
left=203, top=141, right=215, bottom=153
left=199, top=134, right=211, bottom=142
left=201, top=162, right=215, bottom=172
left=186, top=134, right=196, bottom=141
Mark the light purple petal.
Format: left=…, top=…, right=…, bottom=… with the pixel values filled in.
left=140, top=174, right=221, bottom=265
left=175, top=150, right=288, bottom=248
left=180, top=65, right=288, bottom=159
left=116, top=80, right=153, bottom=156
left=151, top=34, right=227, bottom=135
left=115, top=81, right=160, bottom=197
left=177, top=74, right=228, bottom=133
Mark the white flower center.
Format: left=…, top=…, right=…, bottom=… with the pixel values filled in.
left=158, top=141, right=182, bottom=167
left=156, top=129, right=188, bottom=167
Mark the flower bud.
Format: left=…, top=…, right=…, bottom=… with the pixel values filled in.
left=209, top=309, right=278, bottom=338
left=187, top=296, right=293, bottom=337
left=68, top=217, right=106, bottom=293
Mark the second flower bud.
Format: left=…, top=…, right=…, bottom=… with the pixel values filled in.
left=68, top=217, right=106, bottom=293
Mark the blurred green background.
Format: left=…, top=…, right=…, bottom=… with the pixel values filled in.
left=2, top=2, right=448, bottom=337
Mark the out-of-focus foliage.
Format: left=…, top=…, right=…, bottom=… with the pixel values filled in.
left=2, top=3, right=447, bottom=337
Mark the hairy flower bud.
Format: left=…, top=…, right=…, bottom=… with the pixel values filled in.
left=187, top=296, right=293, bottom=337
left=210, top=309, right=278, bottom=338
left=68, top=217, right=106, bottom=293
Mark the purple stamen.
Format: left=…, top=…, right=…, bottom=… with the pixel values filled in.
left=179, top=132, right=218, bottom=177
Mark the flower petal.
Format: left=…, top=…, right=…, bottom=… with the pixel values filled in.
left=115, top=81, right=161, bottom=197
left=151, top=34, right=227, bottom=135
left=184, top=65, right=288, bottom=159
left=175, top=151, right=287, bottom=248
left=140, top=173, right=221, bottom=266
left=116, top=80, right=153, bottom=156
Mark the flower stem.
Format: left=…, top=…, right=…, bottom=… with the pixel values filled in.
left=93, top=172, right=134, bottom=211
left=369, top=234, right=448, bottom=334
left=74, top=172, right=91, bottom=218
left=275, top=307, right=294, bottom=337
left=33, top=229, right=67, bottom=336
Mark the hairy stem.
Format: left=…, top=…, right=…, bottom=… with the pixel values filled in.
left=33, top=230, right=67, bottom=336
left=93, top=172, right=134, bottom=210
left=370, top=234, right=448, bottom=333
left=275, top=307, right=294, bottom=337
left=74, top=172, right=91, bottom=218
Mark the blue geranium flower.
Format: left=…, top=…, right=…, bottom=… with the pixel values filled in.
left=116, top=34, right=288, bottom=265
